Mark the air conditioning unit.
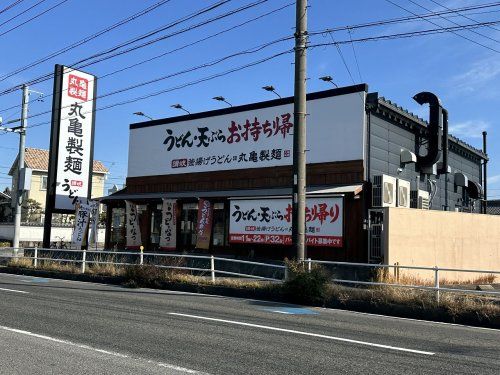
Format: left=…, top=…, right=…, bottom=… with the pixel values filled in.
left=396, top=179, right=411, bottom=208
left=373, top=175, right=397, bottom=207
left=410, top=190, right=430, bottom=209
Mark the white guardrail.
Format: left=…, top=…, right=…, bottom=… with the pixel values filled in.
left=0, top=248, right=499, bottom=300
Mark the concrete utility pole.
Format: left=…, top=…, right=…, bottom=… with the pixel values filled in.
left=292, top=0, right=308, bottom=261
left=12, top=84, right=29, bottom=252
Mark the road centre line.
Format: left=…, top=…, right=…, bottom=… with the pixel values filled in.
left=0, top=325, right=208, bottom=374
left=168, top=312, right=435, bottom=356
left=0, top=287, right=29, bottom=294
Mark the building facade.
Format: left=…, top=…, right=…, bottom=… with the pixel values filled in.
left=102, top=84, right=487, bottom=262
left=9, top=148, right=108, bottom=217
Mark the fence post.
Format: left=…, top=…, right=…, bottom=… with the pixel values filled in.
left=434, top=266, right=440, bottom=304
left=81, top=250, right=87, bottom=274
left=210, top=255, right=215, bottom=283
left=140, top=246, right=144, bottom=266
left=34, top=246, right=38, bottom=268
left=307, top=258, right=312, bottom=273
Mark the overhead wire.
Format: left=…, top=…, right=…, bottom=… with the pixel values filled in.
left=0, top=0, right=173, bottom=84
left=0, top=0, right=69, bottom=39
left=0, top=1, right=496, bottom=100
left=411, top=0, right=500, bottom=44
left=384, top=0, right=500, bottom=53
left=0, top=0, right=25, bottom=16
left=0, top=0, right=46, bottom=29
left=0, top=1, right=294, bottom=114
left=22, top=34, right=295, bottom=121
left=427, top=0, right=500, bottom=34
left=0, top=0, right=269, bottom=96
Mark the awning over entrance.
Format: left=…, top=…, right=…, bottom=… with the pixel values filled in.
left=99, top=184, right=363, bottom=202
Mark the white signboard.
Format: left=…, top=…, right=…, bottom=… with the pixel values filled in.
left=229, top=197, right=343, bottom=247
left=159, top=199, right=177, bottom=250
left=54, top=66, right=96, bottom=210
left=128, top=90, right=366, bottom=177
left=125, top=201, right=142, bottom=249
left=71, top=202, right=91, bottom=249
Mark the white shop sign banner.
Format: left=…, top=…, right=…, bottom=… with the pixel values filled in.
left=72, top=202, right=91, bottom=249
left=229, top=197, right=343, bottom=247
left=125, top=200, right=142, bottom=249
left=54, top=67, right=96, bottom=210
left=159, top=199, right=177, bottom=250
left=88, top=200, right=100, bottom=248
left=128, top=91, right=366, bottom=177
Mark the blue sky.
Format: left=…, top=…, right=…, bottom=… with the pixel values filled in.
left=0, top=0, right=499, bottom=198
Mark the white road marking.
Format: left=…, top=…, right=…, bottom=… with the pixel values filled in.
left=169, top=312, right=435, bottom=356
left=0, top=287, right=28, bottom=294
left=0, top=325, right=208, bottom=374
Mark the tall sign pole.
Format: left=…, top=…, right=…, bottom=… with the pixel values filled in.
left=12, top=84, right=29, bottom=252
left=43, top=65, right=97, bottom=248
left=292, top=0, right=308, bottom=261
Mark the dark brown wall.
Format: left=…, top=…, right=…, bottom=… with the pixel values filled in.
left=126, top=160, right=364, bottom=194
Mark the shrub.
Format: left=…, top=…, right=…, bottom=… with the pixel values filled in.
left=123, top=265, right=168, bottom=288
left=283, top=260, right=329, bottom=305
left=0, top=241, right=11, bottom=248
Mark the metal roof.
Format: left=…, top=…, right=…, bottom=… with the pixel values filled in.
left=98, top=184, right=363, bottom=202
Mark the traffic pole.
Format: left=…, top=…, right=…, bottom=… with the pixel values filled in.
left=292, top=0, right=308, bottom=261
left=12, top=84, right=29, bottom=254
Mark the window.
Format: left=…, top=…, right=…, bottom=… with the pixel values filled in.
left=212, top=202, right=225, bottom=246
left=40, top=176, right=48, bottom=191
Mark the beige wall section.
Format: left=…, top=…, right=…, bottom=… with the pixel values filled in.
left=11, top=168, right=106, bottom=209
left=385, top=208, right=500, bottom=282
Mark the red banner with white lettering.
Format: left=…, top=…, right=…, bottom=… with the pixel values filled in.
left=196, top=199, right=213, bottom=250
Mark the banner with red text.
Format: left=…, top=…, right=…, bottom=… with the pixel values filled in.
left=196, top=199, right=213, bottom=250
left=229, top=197, right=343, bottom=247
left=159, top=199, right=177, bottom=250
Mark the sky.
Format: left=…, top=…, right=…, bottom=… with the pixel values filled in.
left=0, top=0, right=499, bottom=198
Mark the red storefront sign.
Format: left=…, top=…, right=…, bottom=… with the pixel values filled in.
left=229, top=197, right=343, bottom=247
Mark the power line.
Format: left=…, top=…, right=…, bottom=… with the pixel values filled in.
left=309, top=2, right=500, bottom=34
left=427, top=0, right=500, bottom=34
left=0, top=0, right=69, bottom=39
left=25, top=49, right=292, bottom=130
left=0, top=1, right=293, bottom=113
left=0, top=0, right=268, bottom=96
left=384, top=0, right=500, bottom=53
left=0, top=0, right=25, bottom=16
left=0, top=0, right=46, bottom=29
left=412, top=0, right=500, bottom=45
left=0, top=0, right=173, bottom=84
left=23, top=34, right=294, bottom=122
left=347, top=28, right=363, bottom=82
left=311, top=20, right=500, bottom=46
left=328, top=33, right=357, bottom=84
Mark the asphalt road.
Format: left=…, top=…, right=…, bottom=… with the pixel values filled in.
left=0, top=272, right=498, bottom=374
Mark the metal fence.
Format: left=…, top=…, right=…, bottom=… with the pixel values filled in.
left=0, top=248, right=499, bottom=301
left=0, top=247, right=287, bottom=282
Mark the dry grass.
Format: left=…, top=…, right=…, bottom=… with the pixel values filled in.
left=3, top=257, right=499, bottom=325
left=375, top=268, right=497, bottom=286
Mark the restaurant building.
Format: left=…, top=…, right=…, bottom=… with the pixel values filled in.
left=101, top=84, right=487, bottom=262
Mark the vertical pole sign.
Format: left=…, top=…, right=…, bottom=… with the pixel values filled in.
left=43, top=65, right=97, bottom=248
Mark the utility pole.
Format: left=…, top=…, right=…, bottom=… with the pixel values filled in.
left=12, top=84, right=29, bottom=252
left=292, top=0, right=307, bottom=261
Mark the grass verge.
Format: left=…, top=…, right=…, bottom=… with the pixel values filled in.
left=1, top=259, right=499, bottom=329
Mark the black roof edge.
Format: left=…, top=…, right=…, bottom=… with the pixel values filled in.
left=130, top=84, right=368, bottom=129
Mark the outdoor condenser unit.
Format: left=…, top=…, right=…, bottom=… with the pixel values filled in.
left=372, top=175, right=397, bottom=208
left=410, top=189, right=430, bottom=210
left=396, top=179, right=411, bottom=208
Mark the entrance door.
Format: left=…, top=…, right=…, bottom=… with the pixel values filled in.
left=180, top=202, right=198, bottom=249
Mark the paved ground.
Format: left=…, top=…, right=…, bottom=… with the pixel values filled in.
left=0, top=272, right=498, bottom=374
